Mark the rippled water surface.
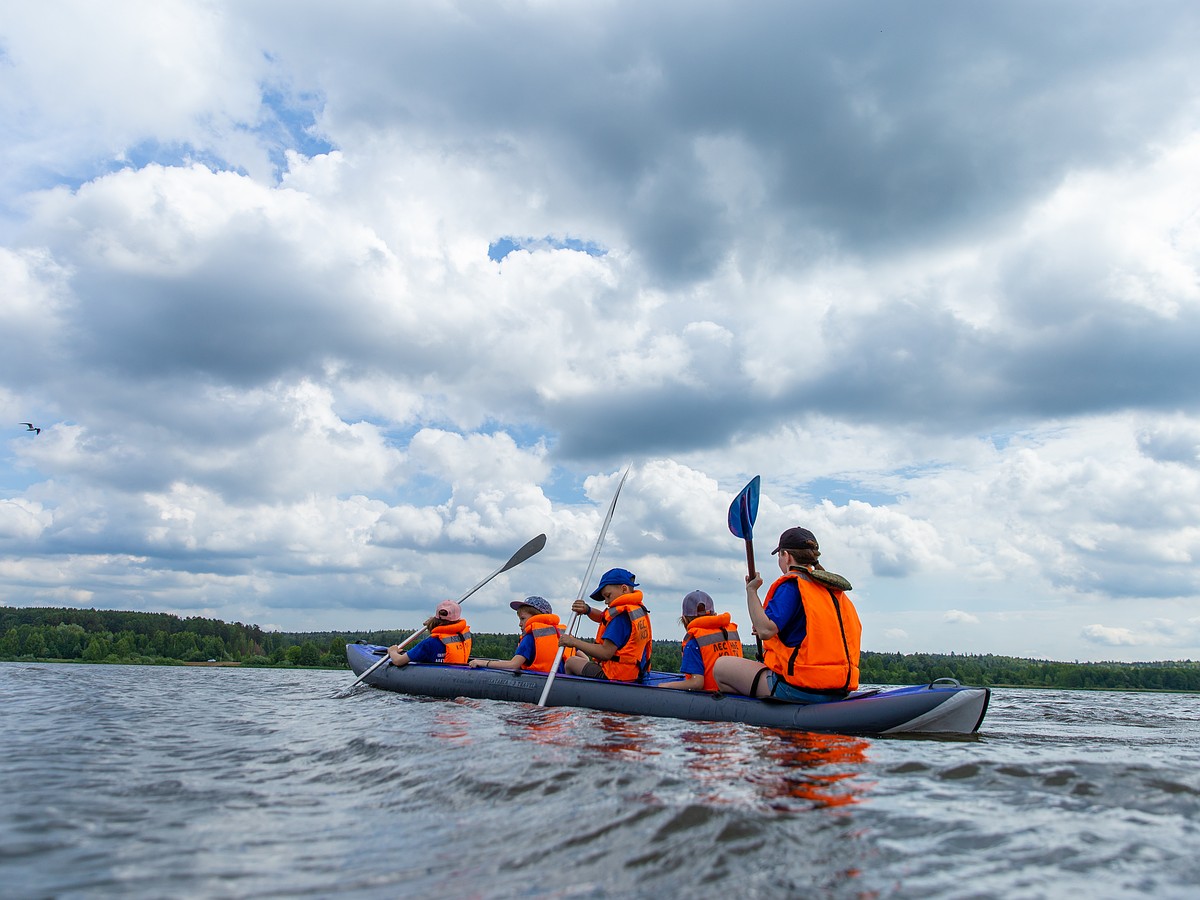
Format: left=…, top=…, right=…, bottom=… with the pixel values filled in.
left=2, top=663, right=1198, bottom=898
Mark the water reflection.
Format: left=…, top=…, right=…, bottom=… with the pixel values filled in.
left=426, top=700, right=480, bottom=745
left=586, top=715, right=662, bottom=757
left=505, top=703, right=873, bottom=813
left=679, top=726, right=872, bottom=812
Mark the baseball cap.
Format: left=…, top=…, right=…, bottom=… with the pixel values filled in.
left=681, top=590, right=712, bottom=617
left=509, top=595, right=553, bottom=616
left=589, top=567, right=638, bottom=602
left=434, top=600, right=462, bottom=622
left=771, top=526, right=819, bottom=555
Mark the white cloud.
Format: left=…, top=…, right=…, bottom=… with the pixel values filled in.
left=3, top=3, right=1200, bottom=661
left=944, top=610, right=982, bottom=626
left=1082, top=624, right=1144, bottom=647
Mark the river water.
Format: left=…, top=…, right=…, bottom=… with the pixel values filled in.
left=1, top=662, right=1197, bottom=899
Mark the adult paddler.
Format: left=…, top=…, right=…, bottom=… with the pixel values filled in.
left=713, top=527, right=862, bottom=702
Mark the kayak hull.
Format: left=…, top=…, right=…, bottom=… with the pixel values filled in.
left=345, top=643, right=989, bottom=736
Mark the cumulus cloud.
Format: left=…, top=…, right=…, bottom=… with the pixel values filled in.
left=3, top=2, right=1200, bottom=658
left=945, top=610, right=981, bottom=626
left=1082, top=624, right=1145, bottom=647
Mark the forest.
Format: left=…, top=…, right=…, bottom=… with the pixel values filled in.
left=2, top=606, right=1198, bottom=691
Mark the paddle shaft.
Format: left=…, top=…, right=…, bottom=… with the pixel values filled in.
left=347, top=533, right=547, bottom=690
left=537, top=466, right=630, bottom=707
left=346, top=625, right=429, bottom=688
left=729, top=477, right=764, bottom=663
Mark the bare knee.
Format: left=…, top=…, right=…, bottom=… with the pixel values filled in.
left=714, top=657, right=768, bottom=696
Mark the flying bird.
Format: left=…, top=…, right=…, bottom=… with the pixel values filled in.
left=20, top=423, right=41, bottom=435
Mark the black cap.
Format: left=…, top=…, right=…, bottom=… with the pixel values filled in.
left=771, top=526, right=818, bottom=555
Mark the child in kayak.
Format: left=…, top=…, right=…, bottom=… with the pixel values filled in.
left=559, top=567, right=653, bottom=681
left=657, top=590, right=744, bottom=691
left=386, top=600, right=472, bottom=666
left=468, top=596, right=572, bottom=673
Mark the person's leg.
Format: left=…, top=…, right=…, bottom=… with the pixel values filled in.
left=578, top=660, right=606, bottom=678
left=713, top=657, right=771, bottom=696
left=565, top=656, right=607, bottom=677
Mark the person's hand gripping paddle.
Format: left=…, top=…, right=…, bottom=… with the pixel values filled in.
left=536, top=466, right=630, bottom=707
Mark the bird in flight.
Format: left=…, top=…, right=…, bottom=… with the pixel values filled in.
left=20, top=423, right=41, bottom=435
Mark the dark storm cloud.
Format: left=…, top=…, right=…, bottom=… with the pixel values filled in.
left=257, top=0, right=1200, bottom=280
left=547, top=297, right=1200, bottom=461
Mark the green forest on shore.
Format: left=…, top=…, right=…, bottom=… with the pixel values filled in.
left=3, top=606, right=1198, bottom=691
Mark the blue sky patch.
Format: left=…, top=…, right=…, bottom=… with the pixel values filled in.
left=488, top=235, right=607, bottom=263
left=258, top=87, right=335, bottom=177
left=803, top=477, right=901, bottom=507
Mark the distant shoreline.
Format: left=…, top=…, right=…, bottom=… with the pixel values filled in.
left=4, top=607, right=1198, bottom=691
left=183, top=661, right=242, bottom=667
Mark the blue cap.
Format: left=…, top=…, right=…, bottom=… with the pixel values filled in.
left=590, top=567, right=638, bottom=602
left=510, top=596, right=552, bottom=616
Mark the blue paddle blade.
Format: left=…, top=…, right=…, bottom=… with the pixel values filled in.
left=728, top=475, right=760, bottom=539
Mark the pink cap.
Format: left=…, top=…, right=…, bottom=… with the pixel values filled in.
left=434, top=600, right=462, bottom=622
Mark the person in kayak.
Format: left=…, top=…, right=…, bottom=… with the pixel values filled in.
left=386, top=600, right=472, bottom=666
left=559, top=567, right=653, bottom=681
left=657, top=589, right=744, bottom=691
left=713, top=527, right=861, bottom=702
left=468, top=595, right=573, bottom=673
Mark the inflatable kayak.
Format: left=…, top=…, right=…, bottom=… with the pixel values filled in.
left=346, top=643, right=990, bottom=736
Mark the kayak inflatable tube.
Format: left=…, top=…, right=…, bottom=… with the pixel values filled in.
left=346, top=643, right=990, bottom=736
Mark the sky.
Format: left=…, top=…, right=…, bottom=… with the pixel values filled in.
left=2, top=1, right=1199, bottom=662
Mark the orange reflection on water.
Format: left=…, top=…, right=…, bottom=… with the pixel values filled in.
left=426, top=698, right=483, bottom=746
left=504, top=706, right=665, bottom=758
left=680, top=726, right=872, bottom=811
left=504, top=705, right=575, bottom=747
left=586, top=715, right=661, bottom=757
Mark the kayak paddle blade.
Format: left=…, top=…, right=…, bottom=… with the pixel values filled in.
left=728, top=475, right=760, bottom=540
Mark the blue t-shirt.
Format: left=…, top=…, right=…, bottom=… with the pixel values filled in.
left=406, top=635, right=446, bottom=664
left=766, top=578, right=808, bottom=648
left=680, top=638, right=705, bottom=676
left=515, top=632, right=536, bottom=663
left=600, top=611, right=632, bottom=650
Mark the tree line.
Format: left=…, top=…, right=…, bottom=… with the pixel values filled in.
left=2, top=607, right=1198, bottom=691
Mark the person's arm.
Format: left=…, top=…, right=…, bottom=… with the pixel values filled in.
left=386, top=646, right=411, bottom=666
left=560, top=634, right=618, bottom=660
left=744, top=573, right=778, bottom=640
left=659, top=639, right=706, bottom=690
left=570, top=599, right=605, bottom=623
left=469, top=655, right=527, bottom=671
left=397, top=636, right=441, bottom=666
left=657, top=673, right=705, bottom=690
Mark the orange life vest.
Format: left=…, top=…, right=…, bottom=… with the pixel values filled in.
left=521, top=613, right=574, bottom=673
left=761, top=570, right=861, bottom=692
left=683, top=612, right=744, bottom=691
left=594, top=590, right=653, bottom=682
left=431, top=620, right=472, bottom=664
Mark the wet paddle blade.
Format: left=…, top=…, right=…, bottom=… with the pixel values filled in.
left=728, top=475, right=760, bottom=540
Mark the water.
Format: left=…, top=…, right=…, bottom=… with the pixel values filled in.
left=1, top=663, right=1197, bottom=899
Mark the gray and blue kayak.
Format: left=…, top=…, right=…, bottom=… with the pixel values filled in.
left=345, top=642, right=989, bottom=736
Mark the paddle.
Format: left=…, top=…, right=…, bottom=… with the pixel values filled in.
left=536, top=465, right=630, bottom=707
left=727, top=475, right=763, bottom=659
left=344, top=532, right=547, bottom=692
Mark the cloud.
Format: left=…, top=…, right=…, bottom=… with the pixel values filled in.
left=1082, top=624, right=1145, bottom=647
left=944, top=610, right=981, bottom=626
left=3, top=2, right=1200, bottom=660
